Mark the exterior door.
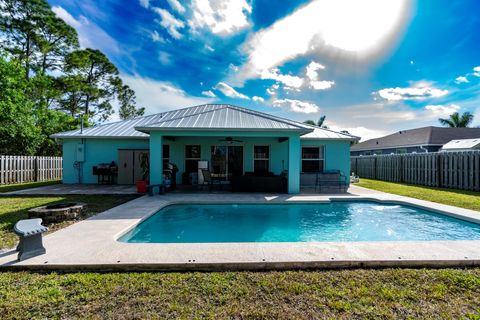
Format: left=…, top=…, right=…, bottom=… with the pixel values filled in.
left=210, top=146, right=243, bottom=181
left=117, top=150, right=134, bottom=184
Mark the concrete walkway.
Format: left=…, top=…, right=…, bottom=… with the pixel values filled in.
left=2, top=184, right=137, bottom=195
left=1, top=185, right=480, bottom=271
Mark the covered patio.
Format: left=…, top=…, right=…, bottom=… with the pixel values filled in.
left=52, top=104, right=357, bottom=193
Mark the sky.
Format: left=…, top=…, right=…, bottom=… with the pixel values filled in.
left=48, top=0, right=480, bottom=140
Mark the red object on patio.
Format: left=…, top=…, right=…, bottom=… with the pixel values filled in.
left=136, top=180, right=148, bottom=193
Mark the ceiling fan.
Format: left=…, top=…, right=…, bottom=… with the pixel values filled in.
left=219, top=137, right=243, bottom=144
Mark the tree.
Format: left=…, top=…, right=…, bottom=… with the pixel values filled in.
left=117, top=82, right=145, bottom=120
left=0, top=56, right=41, bottom=154
left=35, top=14, right=79, bottom=74
left=0, top=0, right=53, bottom=78
left=60, top=48, right=119, bottom=123
left=439, top=112, right=474, bottom=128
left=303, top=115, right=328, bottom=128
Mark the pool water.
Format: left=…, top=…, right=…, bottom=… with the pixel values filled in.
left=119, top=202, right=480, bottom=243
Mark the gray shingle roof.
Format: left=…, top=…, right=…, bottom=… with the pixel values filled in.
left=351, top=126, right=480, bottom=151
left=51, top=104, right=356, bottom=140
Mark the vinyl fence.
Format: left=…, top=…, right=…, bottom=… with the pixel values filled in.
left=0, top=155, right=62, bottom=185
left=351, top=151, right=480, bottom=191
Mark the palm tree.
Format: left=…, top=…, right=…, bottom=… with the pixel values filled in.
left=438, top=112, right=474, bottom=128
left=303, top=115, right=328, bottom=128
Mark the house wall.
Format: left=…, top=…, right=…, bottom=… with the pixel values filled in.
left=301, top=139, right=351, bottom=183
left=61, top=135, right=352, bottom=187
left=61, top=138, right=149, bottom=184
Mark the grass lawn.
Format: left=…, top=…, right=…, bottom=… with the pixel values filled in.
left=0, top=268, right=479, bottom=318
left=0, top=195, right=138, bottom=249
left=356, top=178, right=480, bottom=212
left=0, top=180, right=61, bottom=193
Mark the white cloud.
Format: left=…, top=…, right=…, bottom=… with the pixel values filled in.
left=377, top=82, right=448, bottom=101
left=189, top=0, right=251, bottom=34
left=305, top=61, right=335, bottom=90
left=425, top=104, right=460, bottom=117
left=215, top=82, right=250, bottom=99
left=151, top=30, right=166, bottom=43
left=266, top=84, right=279, bottom=95
left=252, top=96, right=265, bottom=102
left=260, top=69, right=304, bottom=89
left=139, top=0, right=150, bottom=8
left=455, top=76, right=469, bottom=84
left=52, top=6, right=120, bottom=54
left=328, top=124, right=388, bottom=142
left=231, top=0, right=411, bottom=84
left=52, top=6, right=81, bottom=28
left=153, top=8, right=185, bottom=39
left=202, top=90, right=216, bottom=97
left=273, top=99, right=320, bottom=114
left=121, top=74, right=214, bottom=114
left=474, top=66, right=480, bottom=77
left=306, top=61, right=325, bottom=81
left=158, top=51, right=172, bottom=65
left=310, top=80, right=335, bottom=90
left=167, top=0, right=186, bottom=13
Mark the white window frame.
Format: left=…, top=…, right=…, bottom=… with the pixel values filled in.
left=253, top=145, right=270, bottom=172
left=301, top=145, right=325, bottom=173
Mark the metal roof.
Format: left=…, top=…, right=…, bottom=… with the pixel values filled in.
left=351, top=126, right=480, bottom=151
left=134, top=104, right=311, bottom=132
left=441, top=138, right=480, bottom=150
left=51, top=104, right=353, bottom=140
left=300, top=125, right=359, bottom=140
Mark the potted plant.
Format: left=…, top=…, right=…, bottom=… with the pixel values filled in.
left=136, top=152, right=149, bottom=193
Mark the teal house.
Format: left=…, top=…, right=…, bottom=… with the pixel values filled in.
left=52, top=104, right=357, bottom=193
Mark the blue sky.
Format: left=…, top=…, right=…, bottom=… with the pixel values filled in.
left=49, top=0, right=480, bottom=140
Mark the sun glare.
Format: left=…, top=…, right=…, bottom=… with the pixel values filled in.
left=320, top=0, right=410, bottom=53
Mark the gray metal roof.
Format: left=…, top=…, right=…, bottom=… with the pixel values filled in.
left=351, top=126, right=480, bottom=152
left=51, top=104, right=353, bottom=140
left=301, top=125, right=360, bottom=140
left=134, top=104, right=312, bottom=132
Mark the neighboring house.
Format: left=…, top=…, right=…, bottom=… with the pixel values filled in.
left=350, top=126, right=480, bottom=156
left=440, top=138, right=480, bottom=152
left=51, top=104, right=358, bottom=193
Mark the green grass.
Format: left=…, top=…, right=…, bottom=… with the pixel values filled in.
left=0, top=195, right=138, bottom=249
left=0, top=268, right=479, bottom=318
left=356, top=178, right=480, bottom=212
left=0, top=180, right=61, bottom=193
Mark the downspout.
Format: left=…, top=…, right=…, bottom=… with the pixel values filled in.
left=419, top=145, right=428, bottom=153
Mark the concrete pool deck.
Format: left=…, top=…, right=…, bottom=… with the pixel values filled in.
left=1, top=185, right=480, bottom=271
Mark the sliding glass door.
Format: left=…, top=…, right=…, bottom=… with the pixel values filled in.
left=211, top=146, right=243, bottom=181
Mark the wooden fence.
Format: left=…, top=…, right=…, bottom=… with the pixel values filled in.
left=351, top=151, right=480, bottom=191
left=0, top=155, right=62, bottom=185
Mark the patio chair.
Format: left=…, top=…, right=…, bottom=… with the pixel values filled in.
left=200, top=169, right=223, bottom=191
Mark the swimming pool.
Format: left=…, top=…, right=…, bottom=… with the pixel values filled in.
left=119, top=201, right=480, bottom=243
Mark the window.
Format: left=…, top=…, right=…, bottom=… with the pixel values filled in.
left=163, top=145, right=170, bottom=167
left=396, top=148, right=407, bottom=154
left=301, top=146, right=324, bottom=173
left=254, top=145, right=269, bottom=173
left=185, top=145, right=201, bottom=173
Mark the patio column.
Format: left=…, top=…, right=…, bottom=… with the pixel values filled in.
left=149, top=132, right=163, bottom=190
left=288, top=135, right=300, bottom=194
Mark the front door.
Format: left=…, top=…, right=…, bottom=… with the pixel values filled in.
left=210, top=146, right=243, bottom=181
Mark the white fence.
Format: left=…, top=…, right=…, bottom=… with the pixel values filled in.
left=0, top=155, right=62, bottom=184
left=351, top=151, right=480, bottom=191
